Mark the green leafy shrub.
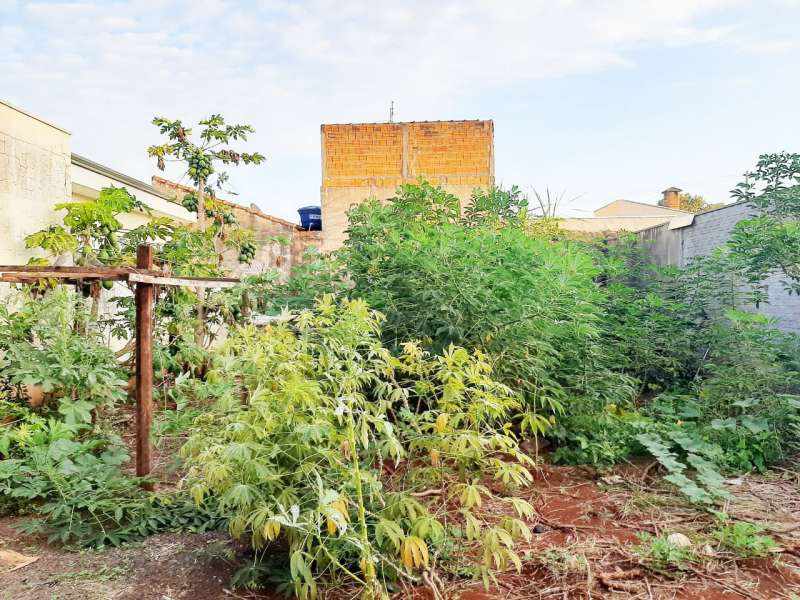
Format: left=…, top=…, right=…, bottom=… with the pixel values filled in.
left=221, top=248, right=349, bottom=319
left=249, top=182, right=798, bottom=508
left=711, top=519, right=778, bottom=558
left=340, top=182, right=635, bottom=430
left=634, top=430, right=731, bottom=504
left=0, top=289, right=222, bottom=547
left=0, top=290, right=126, bottom=420
left=630, top=311, right=800, bottom=503
left=634, top=533, right=696, bottom=573
left=181, top=296, right=535, bottom=598
left=549, top=406, right=651, bottom=466
left=729, top=152, right=800, bottom=295
left=596, top=236, right=704, bottom=393
left=698, top=311, right=800, bottom=471
left=597, top=235, right=763, bottom=392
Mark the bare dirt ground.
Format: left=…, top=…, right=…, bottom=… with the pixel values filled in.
left=3, top=461, right=799, bottom=600
left=0, top=520, right=280, bottom=600
left=435, top=462, right=800, bottom=600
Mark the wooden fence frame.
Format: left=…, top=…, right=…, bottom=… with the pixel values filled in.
left=0, top=245, right=240, bottom=488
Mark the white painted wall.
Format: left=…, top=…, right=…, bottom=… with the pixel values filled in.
left=0, top=100, right=72, bottom=266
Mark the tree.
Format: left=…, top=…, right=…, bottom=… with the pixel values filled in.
left=25, top=187, right=175, bottom=317
left=462, top=184, right=528, bottom=227
left=148, top=115, right=265, bottom=344
left=659, top=192, right=723, bottom=213
left=728, top=152, right=800, bottom=295
left=147, top=115, right=265, bottom=231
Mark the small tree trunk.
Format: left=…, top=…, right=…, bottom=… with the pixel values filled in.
left=89, top=282, right=101, bottom=321
left=195, top=288, right=206, bottom=346
left=194, top=179, right=207, bottom=346
left=196, top=179, right=206, bottom=230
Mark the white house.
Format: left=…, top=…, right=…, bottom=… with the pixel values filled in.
left=0, top=99, right=195, bottom=269
left=559, top=189, right=693, bottom=234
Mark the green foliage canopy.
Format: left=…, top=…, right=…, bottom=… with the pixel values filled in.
left=339, top=183, right=635, bottom=430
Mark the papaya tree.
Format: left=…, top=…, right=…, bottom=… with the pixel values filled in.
left=729, top=152, right=800, bottom=294
left=147, top=115, right=265, bottom=231
left=25, top=186, right=175, bottom=316
left=147, top=115, right=265, bottom=344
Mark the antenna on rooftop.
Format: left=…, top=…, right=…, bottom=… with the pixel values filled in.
left=389, top=100, right=395, bottom=123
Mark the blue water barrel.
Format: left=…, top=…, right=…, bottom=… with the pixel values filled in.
left=298, top=205, right=322, bottom=230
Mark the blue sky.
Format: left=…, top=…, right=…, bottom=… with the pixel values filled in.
left=2, top=0, right=799, bottom=220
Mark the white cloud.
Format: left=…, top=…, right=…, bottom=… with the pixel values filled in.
left=666, top=25, right=735, bottom=45
left=737, top=38, right=800, bottom=54
left=1, top=0, right=768, bottom=217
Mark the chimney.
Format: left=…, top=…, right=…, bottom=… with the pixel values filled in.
left=662, top=186, right=682, bottom=209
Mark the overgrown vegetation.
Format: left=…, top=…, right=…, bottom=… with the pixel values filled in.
left=0, top=290, right=221, bottom=547
left=339, top=182, right=634, bottom=440
left=321, top=174, right=798, bottom=505
left=182, top=297, right=535, bottom=596
left=2, top=146, right=799, bottom=597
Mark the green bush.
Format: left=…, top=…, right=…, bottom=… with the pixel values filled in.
left=698, top=311, right=800, bottom=470
left=181, top=296, right=535, bottom=598
left=711, top=519, right=778, bottom=558
left=221, top=248, right=349, bottom=319
left=549, top=406, right=651, bottom=466
left=627, top=310, right=800, bottom=502
left=340, top=183, right=635, bottom=432
left=0, top=290, right=127, bottom=419
left=0, top=290, right=220, bottom=547
left=0, top=405, right=220, bottom=547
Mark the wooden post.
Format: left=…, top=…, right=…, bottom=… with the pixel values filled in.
left=135, top=245, right=155, bottom=490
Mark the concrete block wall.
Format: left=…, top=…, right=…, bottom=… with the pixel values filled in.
left=681, top=202, right=754, bottom=264
left=637, top=222, right=682, bottom=267
left=638, top=202, right=800, bottom=332
left=683, top=202, right=799, bottom=332
left=320, top=120, right=494, bottom=251
left=0, top=101, right=72, bottom=267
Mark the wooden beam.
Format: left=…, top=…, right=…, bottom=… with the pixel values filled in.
left=0, top=272, right=130, bottom=282
left=0, top=265, right=136, bottom=276
left=128, top=273, right=240, bottom=288
left=134, top=245, right=155, bottom=490
left=0, top=266, right=241, bottom=287
left=0, top=276, right=49, bottom=284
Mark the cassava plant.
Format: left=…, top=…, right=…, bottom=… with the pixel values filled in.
left=340, top=182, right=635, bottom=436
left=181, top=296, right=535, bottom=598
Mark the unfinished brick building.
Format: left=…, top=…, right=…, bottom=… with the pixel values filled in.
left=320, top=120, right=494, bottom=251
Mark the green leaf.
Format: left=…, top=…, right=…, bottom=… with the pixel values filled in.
left=741, top=415, right=769, bottom=434
left=710, top=418, right=737, bottom=431
left=58, top=400, right=96, bottom=425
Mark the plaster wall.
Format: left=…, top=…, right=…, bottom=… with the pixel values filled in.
left=0, top=101, right=71, bottom=266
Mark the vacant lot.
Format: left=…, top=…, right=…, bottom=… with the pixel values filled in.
left=4, top=460, right=799, bottom=600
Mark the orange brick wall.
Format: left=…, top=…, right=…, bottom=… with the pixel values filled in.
left=322, top=123, right=404, bottom=187
left=321, top=120, right=494, bottom=250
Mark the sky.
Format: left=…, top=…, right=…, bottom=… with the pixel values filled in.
left=2, top=0, right=800, bottom=221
